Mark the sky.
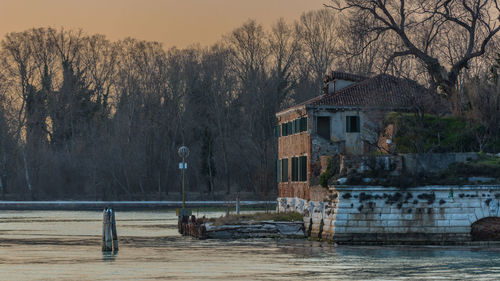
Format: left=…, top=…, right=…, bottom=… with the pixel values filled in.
left=0, top=0, right=327, bottom=49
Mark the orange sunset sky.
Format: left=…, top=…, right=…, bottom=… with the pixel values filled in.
left=0, top=0, right=327, bottom=48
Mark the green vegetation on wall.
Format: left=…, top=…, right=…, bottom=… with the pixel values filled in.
left=385, top=113, right=500, bottom=153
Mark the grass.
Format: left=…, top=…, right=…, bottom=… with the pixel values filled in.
left=207, top=212, right=303, bottom=226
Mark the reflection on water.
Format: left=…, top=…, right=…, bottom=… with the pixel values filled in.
left=102, top=251, right=118, bottom=262
left=1, top=210, right=500, bottom=280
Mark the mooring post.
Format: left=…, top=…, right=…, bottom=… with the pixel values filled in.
left=110, top=208, right=119, bottom=252
left=102, top=208, right=112, bottom=251
left=236, top=195, right=240, bottom=215
left=102, top=208, right=107, bottom=251
left=102, top=207, right=118, bottom=252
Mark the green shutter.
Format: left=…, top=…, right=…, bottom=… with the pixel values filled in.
left=277, top=159, right=281, bottom=182
left=299, top=156, right=307, bottom=181
left=282, top=123, right=287, bottom=136
left=355, top=116, right=360, bottom=132
left=300, top=117, right=307, bottom=132
left=287, top=122, right=292, bottom=135
left=282, top=159, right=288, bottom=182
left=291, top=157, right=298, bottom=181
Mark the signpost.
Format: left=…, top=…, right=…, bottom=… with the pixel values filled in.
left=176, top=146, right=191, bottom=218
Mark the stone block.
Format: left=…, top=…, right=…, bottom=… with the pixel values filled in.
left=334, top=227, right=346, bottom=233
left=335, top=213, right=349, bottom=220
left=449, top=219, right=471, bottom=227
left=390, top=208, right=406, bottom=214
left=436, top=220, right=450, bottom=227
left=444, top=213, right=470, bottom=220
left=402, top=214, right=414, bottom=220
left=334, top=220, right=348, bottom=227
left=381, top=213, right=401, bottom=220
left=467, top=213, right=479, bottom=223
left=445, top=226, right=471, bottom=233
left=345, top=227, right=371, bottom=233
left=342, top=208, right=363, bottom=214
left=383, top=227, right=409, bottom=233
left=387, top=220, right=402, bottom=227
left=356, top=221, right=375, bottom=227
left=336, top=203, right=356, bottom=209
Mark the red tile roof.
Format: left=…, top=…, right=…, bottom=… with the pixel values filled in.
left=309, top=74, right=442, bottom=110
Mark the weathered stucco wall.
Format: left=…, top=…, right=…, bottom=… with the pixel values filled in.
left=312, top=109, right=376, bottom=155
left=278, top=185, right=500, bottom=244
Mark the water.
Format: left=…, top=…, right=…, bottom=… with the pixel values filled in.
left=1, top=210, right=500, bottom=280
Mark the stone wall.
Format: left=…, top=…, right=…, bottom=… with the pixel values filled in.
left=336, top=153, right=479, bottom=178
left=402, top=153, right=479, bottom=175
left=278, top=185, right=500, bottom=244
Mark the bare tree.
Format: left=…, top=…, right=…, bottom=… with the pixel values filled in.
left=294, top=9, right=339, bottom=93
left=329, top=0, right=500, bottom=103
left=268, top=18, right=300, bottom=108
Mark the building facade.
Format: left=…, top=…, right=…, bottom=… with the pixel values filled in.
left=276, top=72, right=438, bottom=200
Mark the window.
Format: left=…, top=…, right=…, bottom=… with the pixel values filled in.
left=300, top=117, right=307, bottom=132
left=299, top=156, right=307, bottom=181
left=287, top=122, right=293, bottom=135
left=317, top=116, right=330, bottom=139
left=282, top=123, right=288, bottom=136
left=346, top=116, right=360, bottom=133
left=294, top=119, right=300, bottom=133
left=276, top=160, right=281, bottom=182
left=291, top=157, right=299, bottom=181
left=281, top=158, right=288, bottom=182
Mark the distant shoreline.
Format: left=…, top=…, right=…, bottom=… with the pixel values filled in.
left=0, top=201, right=276, bottom=211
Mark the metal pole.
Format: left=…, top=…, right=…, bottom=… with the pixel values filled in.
left=182, top=156, right=185, bottom=209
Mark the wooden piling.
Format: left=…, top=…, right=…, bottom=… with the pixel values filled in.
left=236, top=195, right=240, bottom=215
left=102, top=208, right=118, bottom=252
left=110, top=209, right=119, bottom=251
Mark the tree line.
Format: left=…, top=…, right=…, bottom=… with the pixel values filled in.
left=0, top=4, right=499, bottom=200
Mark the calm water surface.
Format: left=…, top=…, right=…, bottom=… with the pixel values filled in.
left=1, top=210, right=500, bottom=280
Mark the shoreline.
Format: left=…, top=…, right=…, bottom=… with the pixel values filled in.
left=0, top=200, right=276, bottom=211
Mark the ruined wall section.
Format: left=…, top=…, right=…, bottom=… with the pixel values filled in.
left=278, top=185, right=500, bottom=244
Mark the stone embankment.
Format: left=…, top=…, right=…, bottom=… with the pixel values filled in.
left=204, top=221, right=305, bottom=239
left=178, top=216, right=305, bottom=239
left=279, top=185, right=500, bottom=245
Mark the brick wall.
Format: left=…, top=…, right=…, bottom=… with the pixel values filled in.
left=277, top=108, right=311, bottom=200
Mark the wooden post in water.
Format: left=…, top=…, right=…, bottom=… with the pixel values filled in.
left=110, top=208, right=119, bottom=252
left=102, top=207, right=118, bottom=252
left=102, top=208, right=112, bottom=251
left=236, top=195, right=240, bottom=215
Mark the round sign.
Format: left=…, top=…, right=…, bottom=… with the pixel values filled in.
left=178, top=146, right=190, bottom=158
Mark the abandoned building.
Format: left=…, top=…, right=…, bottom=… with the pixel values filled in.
left=276, top=72, right=440, bottom=199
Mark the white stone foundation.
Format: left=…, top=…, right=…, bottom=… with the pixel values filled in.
left=278, top=185, right=500, bottom=244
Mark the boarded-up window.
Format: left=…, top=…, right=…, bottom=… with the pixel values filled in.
left=317, top=117, right=330, bottom=139
left=299, top=156, right=307, bottom=181
left=346, top=116, right=360, bottom=133
left=300, top=117, right=307, bottom=132
left=291, top=157, right=298, bottom=181
left=281, top=158, right=288, bottom=182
